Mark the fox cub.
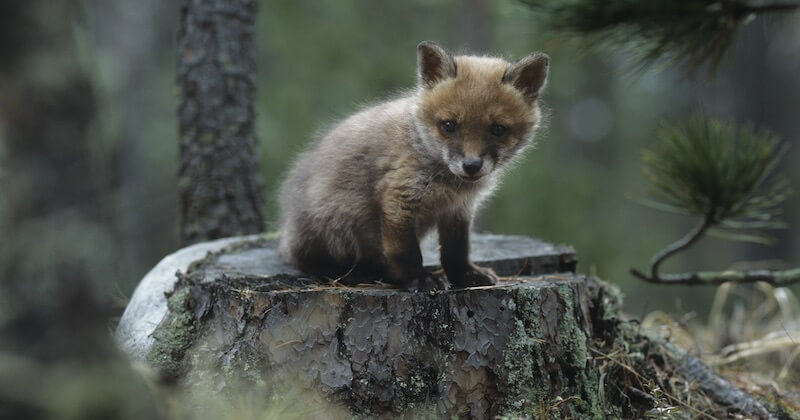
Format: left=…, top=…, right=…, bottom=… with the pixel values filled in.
left=279, top=41, right=549, bottom=291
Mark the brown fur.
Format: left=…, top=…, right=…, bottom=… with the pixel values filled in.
left=279, top=41, right=549, bottom=291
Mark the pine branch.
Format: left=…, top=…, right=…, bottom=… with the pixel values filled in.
left=631, top=267, right=800, bottom=286
left=630, top=115, right=794, bottom=287
left=733, top=1, right=800, bottom=15
left=640, top=116, right=791, bottom=234
left=649, top=216, right=713, bottom=279
left=631, top=217, right=800, bottom=287
left=523, top=0, right=800, bottom=74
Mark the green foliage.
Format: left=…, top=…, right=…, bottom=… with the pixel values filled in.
left=641, top=114, right=791, bottom=243
left=523, top=0, right=799, bottom=73
left=643, top=380, right=680, bottom=419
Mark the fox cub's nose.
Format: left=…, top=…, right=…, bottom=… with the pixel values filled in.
left=462, top=158, right=483, bottom=175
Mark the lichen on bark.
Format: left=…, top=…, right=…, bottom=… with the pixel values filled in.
left=146, top=286, right=199, bottom=379
left=497, top=282, right=603, bottom=418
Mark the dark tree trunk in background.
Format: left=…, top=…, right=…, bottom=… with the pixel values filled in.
left=177, top=0, right=265, bottom=246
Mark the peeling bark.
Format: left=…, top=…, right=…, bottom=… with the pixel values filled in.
left=154, top=266, right=600, bottom=418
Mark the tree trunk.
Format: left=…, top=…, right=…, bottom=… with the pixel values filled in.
left=116, top=233, right=790, bottom=418
left=177, top=0, right=264, bottom=245
left=172, top=272, right=600, bottom=418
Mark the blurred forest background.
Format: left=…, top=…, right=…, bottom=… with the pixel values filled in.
left=0, top=0, right=799, bottom=417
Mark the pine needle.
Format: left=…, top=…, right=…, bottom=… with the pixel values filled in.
left=523, top=0, right=800, bottom=74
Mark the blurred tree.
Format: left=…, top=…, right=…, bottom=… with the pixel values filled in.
left=0, top=2, right=161, bottom=419
left=178, top=0, right=265, bottom=245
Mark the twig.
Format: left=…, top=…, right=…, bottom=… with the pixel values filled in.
left=709, top=334, right=799, bottom=365
left=778, top=346, right=800, bottom=381
left=631, top=213, right=800, bottom=286
left=728, top=1, right=800, bottom=16
left=649, top=217, right=713, bottom=280
left=328, top=262, right=357, bottom=285
left=631, top=267, right=800, bottom=286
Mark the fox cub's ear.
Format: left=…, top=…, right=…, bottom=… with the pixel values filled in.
left=503, top=52, right=549, bottom=103
left=417, top=41, right=457, bottom=89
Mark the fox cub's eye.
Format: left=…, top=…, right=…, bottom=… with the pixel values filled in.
left=439, top=120, right=457, bottom=134
left=489, top=123, right=508, bottom=137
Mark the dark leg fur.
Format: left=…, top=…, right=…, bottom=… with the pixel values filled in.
left=438, top=213, right=498, bottom=288
left=381, top=214, right=448, bottom=292
left=291, top=243, right=352, bottom=279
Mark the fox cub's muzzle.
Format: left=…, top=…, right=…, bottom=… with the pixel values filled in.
left=462, top=158, right=483, bottom=176
left=448, top=154, right=493, bottom=181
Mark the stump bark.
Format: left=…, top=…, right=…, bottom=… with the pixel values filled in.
left=115, top=234, right=789, bottom=419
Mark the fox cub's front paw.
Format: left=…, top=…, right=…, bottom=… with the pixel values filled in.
left=404, top=271, right=449, bottom=292
left=449, top=264, right=498, bottom=288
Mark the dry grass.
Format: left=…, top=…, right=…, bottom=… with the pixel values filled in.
left=642, top=282, right=800, bottom=411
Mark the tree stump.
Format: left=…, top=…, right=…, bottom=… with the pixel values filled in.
left=115, top=234, right=785, bottom=419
